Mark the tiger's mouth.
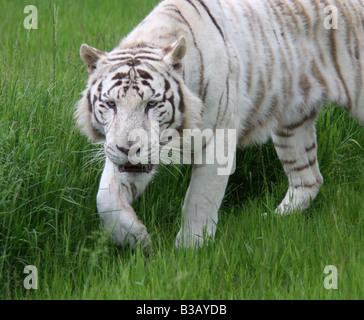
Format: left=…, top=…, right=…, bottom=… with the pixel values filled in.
left=118, top=163, right=154, bottom=174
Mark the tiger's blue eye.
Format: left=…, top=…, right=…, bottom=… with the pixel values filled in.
left=147, top=101, right=158, bottom=107
left=107, top=101, right=116, bottom=108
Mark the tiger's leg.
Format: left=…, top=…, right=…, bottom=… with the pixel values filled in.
left=175, top=163, right=231, bottom=248
left=272, top=114, right=323, bottom=214
left=97, top=158, right=151, bottom=251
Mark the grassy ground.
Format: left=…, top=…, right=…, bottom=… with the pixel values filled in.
left=0, top=0, right=363, bottom=300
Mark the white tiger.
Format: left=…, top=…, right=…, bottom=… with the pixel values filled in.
left=76, top=0, right=364, bottom=249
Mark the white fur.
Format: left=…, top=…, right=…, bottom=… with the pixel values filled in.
left=77, top=0, right=364, bottom=249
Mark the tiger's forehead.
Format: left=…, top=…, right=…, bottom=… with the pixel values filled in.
left=93, top=60, right=166, bottom=102
left=108, top=44, right=165, bottom=62
left=100, top=45, right=165, bottom=72
left=100, top=46, right=166, bottom=82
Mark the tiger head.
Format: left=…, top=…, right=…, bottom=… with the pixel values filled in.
left=76, top=37, right=203, bottom=174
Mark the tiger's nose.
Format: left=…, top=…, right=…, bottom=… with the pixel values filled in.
left=116, top=145, right=130, bottom=155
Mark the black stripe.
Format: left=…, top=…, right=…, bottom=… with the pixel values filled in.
left=93, top=110, right=104, bottom=125
left=214, top=91, right=225, bottom=131
left=329, top=27, right=353, bottom=111
left=291, top=159, right=316, bottom=172
left=87, top=90, right=92, bottom=112
left=166, top=94, right=176, bottom=129
left=123, top=85, right=130, bottom=95
left=141, top=61, right=159, bottom=73
left=109, top=62, right=130, bottom=73
left=219, top=77, right=230, bottom=126
left=141, top=80, right=156, bottom=95
left=131, top=44, right=160, bottom=50
left=185, top=0, right=201, bottom=15
left=97, top=80, right=103, bottom=92
left=112, top=72, right=128, bottom=80
left=121, top=183, right=131, bottom=196
left=108, top=57, right=134, bottom=62
left=305, top=143, right=316, bottom=152
left=108, top=81, right=123, bottom=94
left=132, top=56, right=161, bottom=62
left=202, top=81, right=209, bottom=103
left=280, top=159, right=297, bottom=165
left=111, top=50, right=158, bottom=56
left=273, top=142, right=289, bottom=149
left=163, top=4, right=204, bottom=96
left=284, top=111, right=317, bottom=130
left=137, top=69, right=154, bottom=80
left=130, top=183, right=138, bottom=201
left=145, top=105, right=153, bottom=115
left=294, top=184, right=317, bottom=189
left=274, top=130, right=294, bottom=138
left=178, top=85, right=185, bottom=113
left=196, top=0, right=225, bottom=41
left=93, top=94, right=98, bottom=105
left=126, top=59, right=142, bottom=67
left=164, top=78, right=171, bottom=92
left=162, top=8, right=186, bottom=24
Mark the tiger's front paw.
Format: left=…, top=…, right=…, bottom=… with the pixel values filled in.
left=99, top=213, right=151, bottom=253
left=136, top=232, right=152, bottom=255
left=175, top=228, right=213, bottom=249
left=118, top=224, right=150, bottom=250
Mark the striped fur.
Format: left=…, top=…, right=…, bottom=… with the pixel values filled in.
left=76, top=0, right=364, bottom=249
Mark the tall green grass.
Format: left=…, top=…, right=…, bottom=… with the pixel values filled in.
left=0, top=0, right=363, bottom=300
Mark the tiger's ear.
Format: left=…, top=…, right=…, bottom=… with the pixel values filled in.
left=164, top=36, right=187, bottom=71
left=80, top=44, right=106, bottom=74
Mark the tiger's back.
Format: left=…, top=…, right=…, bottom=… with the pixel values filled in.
left=122, top=0, right=364, bottom=143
